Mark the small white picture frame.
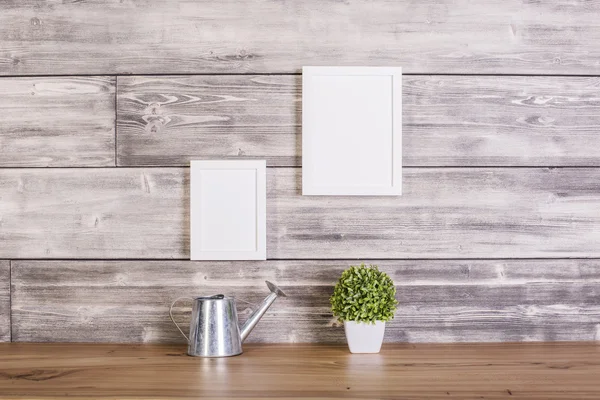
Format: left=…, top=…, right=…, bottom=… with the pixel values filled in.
left=190, top=160, right=266, bottom=260
left=302, top=66, right=402, bottom=196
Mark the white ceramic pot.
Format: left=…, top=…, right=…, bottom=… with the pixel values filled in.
left=343, top=321, right=386, bottom=353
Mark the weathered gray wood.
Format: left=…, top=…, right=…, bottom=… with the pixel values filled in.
left=404, top=76, right=600, bottom=166
left=0, top=77, right=115, bottom=167
left=0, top=261, right=9, bottom=342
left=117, top=75, right=300, bottom=167
left=1, top=168, right=600, bottom=259
left=117, top=75, right=600, bottom=167
left=11, top=260, right=600, bottom=343
left=0, top=168, right=187, bottom=259
left=267, top=168, right=600, bottom=259
left=2, top=1, right=600, bottom=75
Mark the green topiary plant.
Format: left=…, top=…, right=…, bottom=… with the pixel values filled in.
left=330, top=263, right=398, bottom=324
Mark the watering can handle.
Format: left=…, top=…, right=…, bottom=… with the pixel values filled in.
left=169, top=297, right=194, bottom=343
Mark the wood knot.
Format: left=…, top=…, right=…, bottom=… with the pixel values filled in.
left=30, top=17, right=42, bottom=27
left=145, top=102, right=161, bottom=115
left=147, top=121, right=161, bottom=134
left=142, top=114, right=171, bottom=134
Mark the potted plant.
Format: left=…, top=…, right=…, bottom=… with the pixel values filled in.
left=330, top=263, right=398, bottom=353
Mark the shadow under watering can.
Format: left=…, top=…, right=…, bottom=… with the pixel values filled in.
left=169, top=281, right=287, bottom=357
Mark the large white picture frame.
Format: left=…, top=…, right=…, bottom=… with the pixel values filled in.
left=190, top=160, right=266, bottom=260
left=302, top=66, right=402, bottom=196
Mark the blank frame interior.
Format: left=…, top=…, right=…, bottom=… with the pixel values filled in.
left=302, top=66, right=402, bottom=195
left=190, top=160, right=266, bottom=260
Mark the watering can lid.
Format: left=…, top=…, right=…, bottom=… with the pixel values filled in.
left=192, top=281, right=286, bottom=301
left=193, top=294, right=227, bottom=300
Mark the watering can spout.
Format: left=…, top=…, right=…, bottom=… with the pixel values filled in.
left=240, top=281, right=287, bottom=342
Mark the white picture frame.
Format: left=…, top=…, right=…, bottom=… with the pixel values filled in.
left=302, top=66, right=402, bottom=196
left=190, top=160, right=266, bottom=260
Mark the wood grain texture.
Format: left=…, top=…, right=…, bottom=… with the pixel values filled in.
left=0, top=261, right=9, bottom=342
left=117, top=75, right=300, bottom=167
left=11, top=260, right=600, bottom=343
left=2, top=167, right=600, bottom=259
left=2, top=1, right=600, bottom=75
left=0, top=168, right=187, bottom=259
left=272, top=167, right=600, bottom=258
left=0, top=77, right=115, bottom=167
left=404, top=76, right=600, bottom=166
left=2, top=343, right=600, bottom=399
left=117, top=75, right=600, bottom=167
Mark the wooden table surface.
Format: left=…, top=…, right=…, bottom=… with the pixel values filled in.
left=0, top=342, right=599, bottom=399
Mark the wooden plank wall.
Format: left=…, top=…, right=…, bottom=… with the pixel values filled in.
left=2, top=168, right=600, bottom=259
left=0, top=262, right=9, bottom=342
left=10, top=260, right=600, bottom=343
left=117, top=75, right=600, bottom=167
left=2, top=1, right=600, bottom=75
left=0, top=77, right=115, bottom=167
left=1, top=0, right=600, bottom=344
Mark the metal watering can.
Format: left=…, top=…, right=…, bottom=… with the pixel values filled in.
left=169, top=281, right=286, bottom=357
